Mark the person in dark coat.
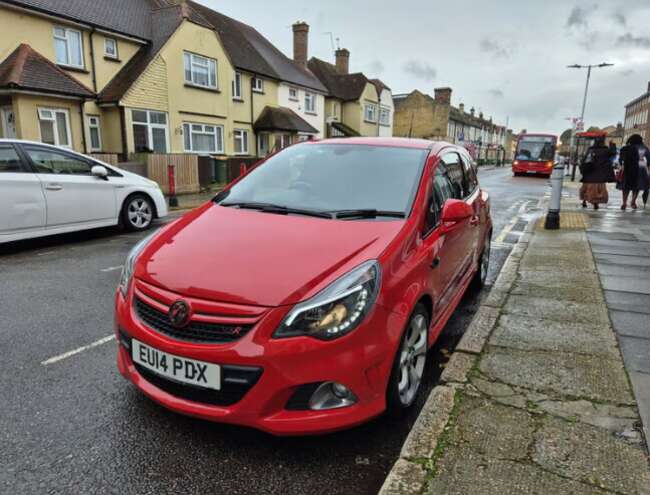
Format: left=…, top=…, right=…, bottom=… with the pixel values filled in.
left=580, top=136, right=615, bottom=210
left=619, top=134, right=650, bottom=210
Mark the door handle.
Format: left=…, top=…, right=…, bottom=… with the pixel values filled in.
left=46, top=184, right=63, bottom=191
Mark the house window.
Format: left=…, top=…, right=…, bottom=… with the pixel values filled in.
left=258, top=133, right=270, bottom=157
left=87, top=116, right=102, bottom=151
left=288, top=87, right=298, bottom=101
left=252, top=77, right=264, bottom=93
left=279, top=134, right=292, bottom=149
left=234, top=129, right=249, bottom=154
left=54, top=26, right=83, bottom=68
left=331, top=101, right=339, bottom=119
left=232, top=72, right=242, bottom=100
left=380, top=106, right=391, bottom=126
left=305, top=92, right=316, bottom=114
left=183, top=123, right=224, bottom=154
left=364, top=103, right=377, bottom=123
left=38, top=108, right=71, bottom=147
left=183, top=52, right=217, bottom=89
left=104, top=37, right=118, bottom=59
left=132, top=110, right=169, bottom=153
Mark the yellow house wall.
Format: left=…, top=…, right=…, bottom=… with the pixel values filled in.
left=358, top=83, right=380, bottom=137
left=99, top=106, right=123, bottom=154
left=342, top=102, right=361, bottom=133
left=13, top=94, right=84, bottom=151
left=0, top=6, right=142, bottom=93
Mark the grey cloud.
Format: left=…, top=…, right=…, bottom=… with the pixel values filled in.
left=480, top=37, right=510, bottom=59
left=488, top=89, right=504, bottom=99
left=617, top=33, right=650, bottom=48
left=368, top=59, right=385, bottom=75
left=614, top=11, right=626, bottom=26
left=566, top=5, right=597, bottom=29
left=403, top=60, right=436, bottom=81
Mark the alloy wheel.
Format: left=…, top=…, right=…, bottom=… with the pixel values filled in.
left=397, top=313, right=427, bottom=406
left=127, top=198, right=153, bottom=229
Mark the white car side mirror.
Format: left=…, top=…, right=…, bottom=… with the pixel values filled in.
left=91, top=165, right=109, bottom=180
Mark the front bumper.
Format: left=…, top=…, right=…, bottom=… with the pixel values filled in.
left=115, top=285, right=403, bottom=436
left=512, top=161, right=553, bottom=175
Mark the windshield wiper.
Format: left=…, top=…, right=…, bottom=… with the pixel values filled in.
left=332, top=209, right=406, bottom=219
left=220, top=201, right=333, bottom=219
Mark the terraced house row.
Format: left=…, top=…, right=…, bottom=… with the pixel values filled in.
left=0, top=0, right=392, bottom=171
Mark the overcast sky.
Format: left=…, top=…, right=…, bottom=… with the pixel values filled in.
left=200, top=0, right=650, bottom=136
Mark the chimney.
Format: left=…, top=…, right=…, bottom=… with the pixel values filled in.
left=459, top=103, right=465, bottom=113
left=479, top=111, right=484, bottom=120
left=434, top=87, right=452, bottom=104
left=292, top=22, right=309, bottom=68
left=470, top=107, right=475, bottom=116
left=335, top=48, right=350, bottom=74
left=647, top=81, right=650, bottom=93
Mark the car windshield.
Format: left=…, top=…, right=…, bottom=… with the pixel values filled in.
left=515, top=137, right=555, bottom=162
left=216, top=143, right=428, bottom=216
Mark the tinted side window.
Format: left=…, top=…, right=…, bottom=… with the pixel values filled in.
left=24, top=147, right=92, bottom=175
left=441, top=153, right=466, bottom=199
left=0, top=146, right=24, bottom=173
left=461, top=154, right=478, bottom=193
left=424, top=165, right=456, bottom=234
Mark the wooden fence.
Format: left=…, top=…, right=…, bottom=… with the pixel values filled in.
left=146, top=154, right=200, bottom=194
left=88, top=153, right=119, bottom=165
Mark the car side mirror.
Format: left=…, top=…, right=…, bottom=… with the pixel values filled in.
left=91, top=165, right=109, bottom=180
left=440, top=199, right=473, bottom=226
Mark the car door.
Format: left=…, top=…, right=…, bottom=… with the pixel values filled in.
left=459, top=151, right=481, bottom=259
left=21, top=145, right=117, bottom=228
left=0, top=143, right=46, bottom=238
left=438, top=152, right=474, bottom=301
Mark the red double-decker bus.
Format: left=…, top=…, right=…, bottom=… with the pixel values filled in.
left=512, top=133, right=557, bottom=177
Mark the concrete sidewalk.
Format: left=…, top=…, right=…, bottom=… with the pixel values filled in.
left=380, top=192, right=650, bottom=493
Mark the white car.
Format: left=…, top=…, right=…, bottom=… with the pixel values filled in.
left=0, top=140, right=167, bottom=244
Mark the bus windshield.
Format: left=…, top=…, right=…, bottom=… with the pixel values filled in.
left=516, top=136, right=556, bottom=162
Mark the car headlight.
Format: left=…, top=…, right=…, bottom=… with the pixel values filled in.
left=274, top=260, right=381, bottom=341
left=118, top=231, right=158, bottom=297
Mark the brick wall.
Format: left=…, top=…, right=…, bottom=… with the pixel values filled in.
left=393, top=91, right=450, bottom=139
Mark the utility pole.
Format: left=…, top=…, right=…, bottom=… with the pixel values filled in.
left=567, top=63, right=614, bottom=180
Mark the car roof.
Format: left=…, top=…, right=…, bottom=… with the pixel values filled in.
left=312, top=137, right=454, bottom=152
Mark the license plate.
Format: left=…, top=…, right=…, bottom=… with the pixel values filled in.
left=526, top=170, right=536, bottom=174
left=132, top=339, right=221, bottom=390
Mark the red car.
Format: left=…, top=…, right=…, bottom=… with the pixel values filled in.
left=115, top=138, right=492, bottom=435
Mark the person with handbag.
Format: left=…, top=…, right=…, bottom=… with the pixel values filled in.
left=580, top=136, right=615, bottom=210
left=619, top=134, right=650, bottom=210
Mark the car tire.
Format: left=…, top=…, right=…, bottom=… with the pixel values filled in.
left=121, top=194, right=154, bottom=232
left=386, top=303, right=429, bottom=416
left=471, top=233, right=491, bottom=291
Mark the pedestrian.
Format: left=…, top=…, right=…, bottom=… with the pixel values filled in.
left=619, top=134, right=650, bottom=210
left=579, top=136, right=615, bottom=210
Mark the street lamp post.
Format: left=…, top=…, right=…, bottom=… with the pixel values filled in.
left=567, top=63, right=614, bottom=180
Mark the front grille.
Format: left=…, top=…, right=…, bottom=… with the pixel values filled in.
left=135, top=298, right=252, bottom=344
left=285, top=382, right=323, bottom=410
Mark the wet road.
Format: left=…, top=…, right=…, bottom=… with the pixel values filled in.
left=0, top=168, right=548, bottom=495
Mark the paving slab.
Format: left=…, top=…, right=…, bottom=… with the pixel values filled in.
left=479, top=347, right=635, bottom=405
left=604, top=290, right=650, bottom=314
left=509, top=281, right=605, bottom=303
left=588, top=237, right=650, bottom=249
left=594, top=253, right=649, bottom=267
left=610, top=310, right=650, bottom=339
left=618, top=336, right=650, bottom=374
left=594, top=262, right=650, bottom=277
left=628, top=371, right=650, bottom=442
left=490, top=315, right=618, bottom=357
left=600, top=275, right=650, bottom=295
left=519, top=253, right=595, bottom=273
left=533, top=416, right=650, bottom=494
left=587, top=231, right=640, bottom=241
left=591, top=244, right=650, bottom=256
left=517, top=269, right=601, bottom=289
left=502, top=295, right=610, bottom=326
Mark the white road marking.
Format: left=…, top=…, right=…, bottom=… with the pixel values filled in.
left=36, top=251, right=56, bottom=256
left=495, top=201, right=530, bottom=244
left=41, top=334, right=115, bottom=366
left=100, top=266, right=123, bottom=273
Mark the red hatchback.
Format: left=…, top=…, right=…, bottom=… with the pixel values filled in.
left=115, top=138, right=492, bottom=435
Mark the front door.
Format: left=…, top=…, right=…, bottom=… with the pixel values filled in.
left=0, top=144, right=46, bottom=237
left=1, top=107, right=17, bottom=138
left=21, top=145, right=117, bottom=227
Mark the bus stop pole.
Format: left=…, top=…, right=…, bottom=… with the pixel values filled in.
left=545, top=162, right=564, bottom=230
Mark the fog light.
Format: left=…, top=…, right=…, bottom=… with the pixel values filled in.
left=308, top=382, right=357, bottom=410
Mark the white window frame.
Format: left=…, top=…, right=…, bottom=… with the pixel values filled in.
left=257, top=132, right=270, bottom=156
left=304, top=92, right=316, bottom=114
left=38, top=108, right=72, bottom=148
left=182, top=122, right=224, bottom=154
left=364, top=103, right=377, bottom=123
left=288, top=87, right=298, bottom=101
left=232, top=71, right=243, bottom=100
left=379, top=106, right=391, bottom=126
left=279, top=134, right=292, bottom=149
left=252, top=77, right=264, bottom=93
left=234, top=129, right=249, bottom=155
left=86, top=115, right=102, bottom=152
left=53, top=26, right=84, bottom=69
left=104, top=37, right=118, bottom=59
left=184, top=51, right=218, bottom=89
left=131, top=109, right=170, bottom=153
